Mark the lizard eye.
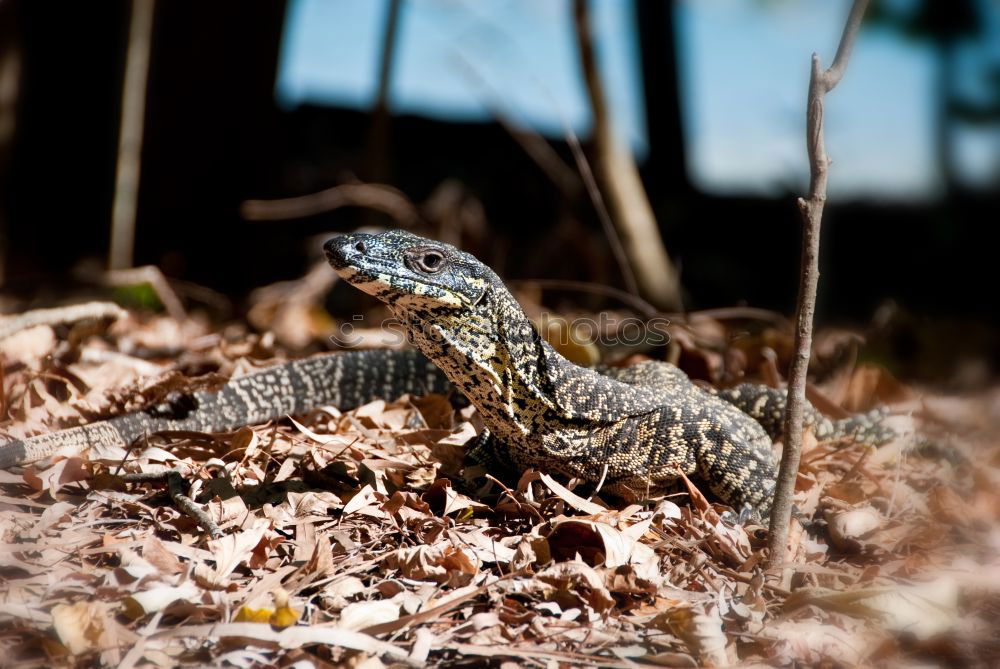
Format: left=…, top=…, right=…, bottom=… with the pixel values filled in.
left=410, top=249, right=447, bottom=273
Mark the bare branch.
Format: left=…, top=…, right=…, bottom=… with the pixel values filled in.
left=512, top=278, right=658, bottom=319
left=822, top=0, right=869, bottom=91
left=109, top=0, right=155, bottom=271
left=572, top=0, right=683, bottom=310
left=767, top=0, right=870, bottom=571
left=240, top=183, right=420, bottom=227
left=0, top=301, right=127, bottom=341
left=101, top=265, right=187, bottom=323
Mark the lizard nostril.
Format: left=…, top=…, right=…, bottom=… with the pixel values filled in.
left=355, top=241, right=366, bottom=254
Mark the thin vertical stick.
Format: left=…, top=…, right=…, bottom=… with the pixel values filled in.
left=0, top=2, right=21, bottom=283
left=766, top=0, right=870, bottom=571
left=109, top=0, right=156, bottom=270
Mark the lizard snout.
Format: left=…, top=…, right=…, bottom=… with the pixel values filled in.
left=324, top=234, right=371, bottom=269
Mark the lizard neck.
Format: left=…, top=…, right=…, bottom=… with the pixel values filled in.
left=394, top=286, right=651, bottom=442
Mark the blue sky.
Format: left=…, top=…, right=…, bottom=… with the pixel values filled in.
left=276, top=0, right=646, bottom=148
left=677, top=0, right=937, bottom=199
left=276, top=0, right=999, bottom=201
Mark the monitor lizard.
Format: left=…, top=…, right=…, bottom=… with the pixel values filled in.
left=0, top=230, right=893, bottom=516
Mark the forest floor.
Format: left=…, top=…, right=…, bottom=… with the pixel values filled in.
left=1, top=296, right=998, bottom=668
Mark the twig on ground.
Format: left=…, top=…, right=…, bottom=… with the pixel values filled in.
left=118, top=468, right=223, bottom=538
left=167, top=469, right=223, bottom=538
left=767, top=0, right=870, bottom=571
left=0, top=301, right=127, bottom=341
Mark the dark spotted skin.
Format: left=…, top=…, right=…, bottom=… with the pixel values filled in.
left=324, top=231, right=894, bottom=516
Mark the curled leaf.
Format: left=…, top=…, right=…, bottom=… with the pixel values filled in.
left=825, top=506, right=882, bottom=551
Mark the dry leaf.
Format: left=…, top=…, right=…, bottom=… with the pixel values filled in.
left=205, top=526, right=269, bottom=585
left=927, top=485, right=973, bottom=527
left=51, top=601, right=109, bottom=655
left=547, top=518, right=659, bottom=581
left=785, top=579, right=959, bottom=639
left=386, top=543, right=479, bottom=587
left=122, top=582, right=202, bottom=620
left=537, top=473, right=605, bottom=514
left=536, top=561, right=615, bottom=612
left=338, top=600, right=400, bottom=631
left=759, top=620, right=879, bottom=665
left=826, top=506, right=883, bottom=551
left=140, top=535, right=185, bottom=575
left=658, top=605, right=729, bottom=667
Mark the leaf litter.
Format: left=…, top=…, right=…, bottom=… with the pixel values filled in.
left=0, top=307, right=998, bottom=668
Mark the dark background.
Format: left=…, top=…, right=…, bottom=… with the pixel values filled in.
left=0, top=0, right=996, bottom=383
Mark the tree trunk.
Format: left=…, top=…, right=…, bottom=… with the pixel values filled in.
left=636, top=0, right=689, bottom=194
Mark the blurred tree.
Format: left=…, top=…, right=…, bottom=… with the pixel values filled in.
left=366, top=0, right=403, bottom=187
left=636, top=0, right=689, bottom=195
left=109, top=0, right=155, bottom=271
left=574, top=0, right=682, bottom=309
left=868, top=0, right=995, bottom=192
left=0, top=0, right=22, bottom=283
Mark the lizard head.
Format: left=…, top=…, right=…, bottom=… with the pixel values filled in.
left=324, top=230, right=494, bottom=311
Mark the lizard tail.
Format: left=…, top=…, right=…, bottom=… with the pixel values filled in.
left=1, top=349, right=451, bottom=468
left=716, top=384, right=895, bottom=446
